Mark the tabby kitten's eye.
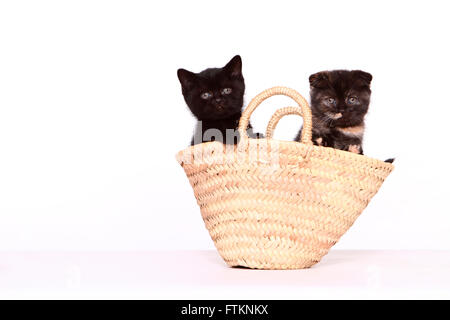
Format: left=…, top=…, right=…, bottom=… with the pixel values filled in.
left=201, top=92, right=212, bottom=99
left=326, top=97, right=336, bottom=105
left=221, top=88, right=232, bottom=95
left=347, top=97, right=358, bottom=104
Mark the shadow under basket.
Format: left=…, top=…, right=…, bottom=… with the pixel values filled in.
left=176, top=86, right=394, bottom=270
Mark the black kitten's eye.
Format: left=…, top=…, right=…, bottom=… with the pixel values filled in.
left=347, top=97, right=358, bottom=104
left=221, top=88, right=232, bottom=95
left=326, top=97, right=336, bottom=105
left=201, top=92, right=212, bottom=99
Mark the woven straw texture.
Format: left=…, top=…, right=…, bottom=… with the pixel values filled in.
left=176, top=87, right=394, bottom=269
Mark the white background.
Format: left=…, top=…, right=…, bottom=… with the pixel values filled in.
left=0, top=0, right=449, bottom=252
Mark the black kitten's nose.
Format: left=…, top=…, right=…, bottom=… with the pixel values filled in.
left=215, top=97, right=222, bottom=103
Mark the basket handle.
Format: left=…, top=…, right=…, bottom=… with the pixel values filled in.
left=265, top=106, right=304, bottom=139
left=238, top=86, right=313, bottom=145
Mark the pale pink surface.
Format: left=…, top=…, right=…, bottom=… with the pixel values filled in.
left=1, top=250, right=449, bottom=299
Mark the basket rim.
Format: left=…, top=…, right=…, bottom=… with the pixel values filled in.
left=176, top=138, right=395, bottom=170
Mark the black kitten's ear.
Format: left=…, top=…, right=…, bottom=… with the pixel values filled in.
left=224, top=55, right=242, bottom=77
left=309, top=71, right=329, bottom=88
left=177, top=68, right=196, bottom=90
left=353, top=70, right=373, bottom=85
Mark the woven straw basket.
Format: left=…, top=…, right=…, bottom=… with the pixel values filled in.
left=176, top=87, right=394, bottom=269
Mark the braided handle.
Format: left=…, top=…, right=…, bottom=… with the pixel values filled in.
left=238, top=86, right=313, bottom=145
left=265, top=106, right=303, bottom=139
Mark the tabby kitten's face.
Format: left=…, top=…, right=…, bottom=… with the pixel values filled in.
left=177, top=55, right=245, bottom=121
left=309, top=70, right=372, bottom=127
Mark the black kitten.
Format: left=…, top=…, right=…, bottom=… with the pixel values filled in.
left=296, top=70, right=372, bottom=154
left=177, top=55, right=256, bottom=145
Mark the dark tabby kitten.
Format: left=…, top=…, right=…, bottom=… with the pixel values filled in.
left=177, top=55, right=256, bottom=145
left=296, top=70, right=372, bottom=155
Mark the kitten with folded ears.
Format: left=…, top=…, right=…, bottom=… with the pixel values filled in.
left=295, top=70, right=394, bottom=163
left=295, top=70, right=371, bottom=154
left=177, top=55, right=260, bottom=145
